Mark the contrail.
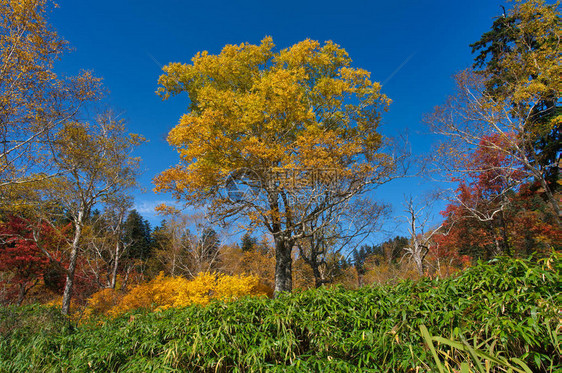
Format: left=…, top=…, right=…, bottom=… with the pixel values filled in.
left=147, top=52, right=164, bottom=69
left=382, top=51, right=417, bottom=86
left=149, top=49, right=416, bottom=88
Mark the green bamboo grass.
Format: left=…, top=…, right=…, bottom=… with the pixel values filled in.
left=1, top=253, right=560, bottom=372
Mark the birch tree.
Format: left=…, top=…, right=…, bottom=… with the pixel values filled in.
left=427, top=1, right=560, bottom=225
left=49, top=113, right=143, bottom=314
left=0, top=0, right=101, bottom=193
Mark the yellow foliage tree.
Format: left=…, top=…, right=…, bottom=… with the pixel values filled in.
left=0, top=0, right=101, bottom=194
left=49, top=114, right=144, bottom=315
left=155, top=38, right=397, bottom=295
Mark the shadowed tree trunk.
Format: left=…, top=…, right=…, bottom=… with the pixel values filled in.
left=274, top=236, right=293, bottom=295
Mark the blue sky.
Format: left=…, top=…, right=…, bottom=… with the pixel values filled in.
left=49, top=0, right=508, bottom=242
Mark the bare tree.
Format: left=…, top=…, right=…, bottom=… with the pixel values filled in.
left=85, top=197, right=134, bottom=289
left=151, top=212, right=222, bottom=278
left=295, top=198, right=390, bottom=288
left=401, top=195, right=444, bottom=276
left=427, top=71, right=560, bottom=226
left=151, top=215, right=191, bottom=278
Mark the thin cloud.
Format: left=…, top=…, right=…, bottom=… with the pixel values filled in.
left=382, top=51, right=417, bottom=86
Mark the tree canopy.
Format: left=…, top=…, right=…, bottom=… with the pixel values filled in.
left=470, top=0, right=561, bottom=189
left=155, top=37, right=395, bottom=293
left=0, top=0, right=101, bottom=194
left=427, top=0, right=561, bottom=225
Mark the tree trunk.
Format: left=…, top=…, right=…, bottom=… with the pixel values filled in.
left=122, top=265, right=132, bottom=291
left=62, top=209, right=83, bottom=315
left=110, top=209, right=126, bottom=289
left=500, top=212, right=512, bottom=257
left=356, top=267, right=365, bottom=288
left=299, top=244, right=325, bottom=289
left=520, top=150, right=561, bottom=226
left=170, top=250, right=176, bottom=277
left=16, top=280, right=37, bottom=306
left=539, top=176, right=560, bottom=226
left=413, top=249, right=424, bottom=276
left=274, top=236, right=292, bottom=296
left=110, top=241, right=120, bottom=289
left=313, top=264, right=324, bottom=288
left=409, top=240, right=424, bottom=277
left=492, top=236, right=502, bottom=258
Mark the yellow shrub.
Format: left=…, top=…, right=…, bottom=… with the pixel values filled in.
left=45, top=296, right=82, bottom=321
left=84, top=272, right=269, bottom=318
left=83, top=288, right=124, bottom=319
left=215, top=273, right=263, bottom=300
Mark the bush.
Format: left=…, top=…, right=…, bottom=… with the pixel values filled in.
left=84, top=272, right=271, bottom=317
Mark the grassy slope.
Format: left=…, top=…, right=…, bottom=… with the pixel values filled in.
left=1, top=254, right=560, bottom=372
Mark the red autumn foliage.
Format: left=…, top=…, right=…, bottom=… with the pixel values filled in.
left=437, top=134, right=560, bottom=261
left=0, top=216, right=70, bottom=305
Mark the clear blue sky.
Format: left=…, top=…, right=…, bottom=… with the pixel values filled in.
left=49, top=0, right=508, bottom=242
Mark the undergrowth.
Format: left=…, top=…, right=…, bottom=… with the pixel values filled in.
left=0, top=254, right=559, bottom=372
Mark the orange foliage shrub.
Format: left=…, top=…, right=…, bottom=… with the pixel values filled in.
left=82, top=288, right=124, bottom=319
left=219, top=245, right=276, bottom=291
left=45, top=296, right=84, bottom=322
left=292, top=257, right=314, bottom=290
left=85, top=272, right=270, bottom=317
left=363, top=261, right=422, bottom=285
left=331, top=266, right=359, bottom=289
